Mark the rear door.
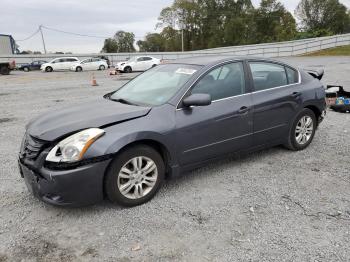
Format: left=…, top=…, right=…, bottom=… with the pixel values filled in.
left=176, top=61, right=253, bottom=166
left=30, top=61, right=38, bottom=70
left=132, top=57, right=143, bottom=71
left=248, top=61, right=301, bottom=146
left=65, top=58, right=79, bottom=69
left=142, top=57, right=153, bottom=70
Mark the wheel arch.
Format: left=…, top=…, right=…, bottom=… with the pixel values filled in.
left=102, top=138, right=173, bottom=199
left=106, top=138, right=173, bottom=178
left=304, top=104, right=321, bottom=125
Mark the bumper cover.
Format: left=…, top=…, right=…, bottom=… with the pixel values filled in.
left=18, top=158, right=111, bottom=207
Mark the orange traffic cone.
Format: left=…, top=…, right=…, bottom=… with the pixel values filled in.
left=91, top=73, right=98, bottom=86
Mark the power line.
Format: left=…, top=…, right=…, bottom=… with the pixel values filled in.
left=41, top=25, right=145, bottom=39
left=41, top=25, right=108, bottom=39
left=15, top=28, right=40, bottom=41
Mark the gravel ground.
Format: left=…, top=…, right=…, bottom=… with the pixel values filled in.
left=0, top=58, right=349, bottom=262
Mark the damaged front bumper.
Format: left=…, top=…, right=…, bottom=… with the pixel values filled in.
left=18, top=153, right=111, bottom=207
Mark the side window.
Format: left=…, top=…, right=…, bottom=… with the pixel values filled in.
left=286, top=67, right=299, bottom=84
left=249, top=62, right=288, bottom=91
left=137, top=57, right=143, bottom=62
left=143, top=57, right=152, bottom=61
left=191, top=62, right=245, bottom=101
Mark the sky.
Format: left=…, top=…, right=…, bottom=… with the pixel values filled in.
left=1, top=0, right=349, bottom=54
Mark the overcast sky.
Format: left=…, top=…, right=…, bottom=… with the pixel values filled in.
left=1, top=0, right=349, bottom=53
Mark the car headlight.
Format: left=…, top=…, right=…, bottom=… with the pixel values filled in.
left=46, top=128, right=105, bottom=163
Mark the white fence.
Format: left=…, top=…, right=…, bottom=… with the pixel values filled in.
left=2, top=33, right=350, bottom=66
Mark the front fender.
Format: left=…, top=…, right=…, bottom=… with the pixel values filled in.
left=83, top=104, right=178, bottom=166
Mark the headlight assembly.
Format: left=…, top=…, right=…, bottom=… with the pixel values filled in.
left=46, top=128, right=105, bottom=163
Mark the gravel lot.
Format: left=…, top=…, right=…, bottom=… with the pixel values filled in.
left=0, top=57, right=349, bottom=262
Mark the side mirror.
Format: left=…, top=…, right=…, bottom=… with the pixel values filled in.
left=182, top=93, right=211, bottom=107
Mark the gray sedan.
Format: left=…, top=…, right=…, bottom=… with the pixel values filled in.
left=18, top=56, right=326, bottom=207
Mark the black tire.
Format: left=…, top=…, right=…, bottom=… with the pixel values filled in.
left=124, top=66, right=132, bottom=73
left=99, top=65, right=105, bottom=70
left=152, top=64, right=157, bottom=68
left=23, top=67, right=29, bottom=72
left=284, top=108, right=317, bottom=151
left=76, top=66, right=82, bottom=72
left=0, top=66, right=10, bottom=75
left=45, top=66, right=53, bottom=72
left=104, top=145, right=165, bottom=207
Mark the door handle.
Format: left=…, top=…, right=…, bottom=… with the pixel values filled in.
left=291, top=92, right=301, bottom=98
left=238, top=106, right=249, bottom=114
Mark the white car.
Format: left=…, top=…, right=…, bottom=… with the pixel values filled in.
left=116, top=56, right=160, bottom=73
left=41, top=57, right=80, bottom=72
left=70, top=58, right=108, bottom=72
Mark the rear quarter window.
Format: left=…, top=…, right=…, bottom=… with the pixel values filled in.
left=286, top=67, right=299, bottom=84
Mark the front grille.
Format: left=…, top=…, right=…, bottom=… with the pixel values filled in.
left=20, top=133, right=48, bottom=160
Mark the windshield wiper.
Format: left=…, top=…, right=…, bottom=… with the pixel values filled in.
left=110, top=98, right=138, bottom=106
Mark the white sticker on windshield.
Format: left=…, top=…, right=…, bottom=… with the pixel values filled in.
left=175, top=68, right=197, bottom=75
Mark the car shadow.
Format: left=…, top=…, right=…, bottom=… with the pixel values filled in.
left=39, top=145, right=292, bottom=214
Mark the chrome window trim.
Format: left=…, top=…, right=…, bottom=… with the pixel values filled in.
left=175, top=60, right=301, bottom=111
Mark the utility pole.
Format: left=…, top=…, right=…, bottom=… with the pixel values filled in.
left=39, top=25, right=47, bottom=54
left=181, top=29, right=184, bottom=52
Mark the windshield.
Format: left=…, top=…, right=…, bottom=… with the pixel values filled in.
left=125, top=57, right=136, bottom=62
left=110, top=64, right=201, bottom=106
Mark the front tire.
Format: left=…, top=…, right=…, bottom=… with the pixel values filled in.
left=45, top=66, right=53, bottom=72
left=285, top=108, right=316, bottom=151
left=99, top=65, right=105, bottom=70
left=124, top=66, right=132, bottom=73
left=76, top=66, right=82, bottom=72
left=23, top=67, right=29, bottom=72
left=105, top=145, right=165, bottom=207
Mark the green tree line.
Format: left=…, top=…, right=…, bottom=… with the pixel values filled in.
left=102, top=0, right=350, bottom=53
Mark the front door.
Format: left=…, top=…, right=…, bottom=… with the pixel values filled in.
left=175, top=62, right=253, bottom=166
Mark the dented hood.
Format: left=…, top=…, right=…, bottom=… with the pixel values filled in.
left=27, top=98, right=151, bottom=141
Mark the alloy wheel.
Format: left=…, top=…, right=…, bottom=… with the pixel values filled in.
left=295, top=116, right=313, bottom=145
left=117, top=156, right=158, bottom=200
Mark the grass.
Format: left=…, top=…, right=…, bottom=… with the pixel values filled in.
left=303, top=45, right=350, bottom=56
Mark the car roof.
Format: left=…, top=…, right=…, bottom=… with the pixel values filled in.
left=53, top=57, right=79, bottom=59
left=168, top=55, right=291, bottom=67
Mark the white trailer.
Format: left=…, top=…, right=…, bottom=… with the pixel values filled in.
left=0, top=34, right=16, bottom=74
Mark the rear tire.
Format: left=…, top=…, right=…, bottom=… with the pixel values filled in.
left=45, top=66, right=53, bottom=72
left=104, top=145, right=165, bottom=207
left=284, top=108, right=316, bottom=151
left=0, top=66, right=10, bottom=75
left=99, top=65, right=105, bottom=70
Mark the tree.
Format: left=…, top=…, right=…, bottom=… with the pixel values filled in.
left=137, top=33, right=165, bottom=52
left=296, top=0, right=350, bottom=35
left=253, top=0, right=297, bottom=43
left=153, top=0, right=296, bottom=51
left=101, top=31, right=136, bottom=53
left=101, top=38, right=118, bottom=53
